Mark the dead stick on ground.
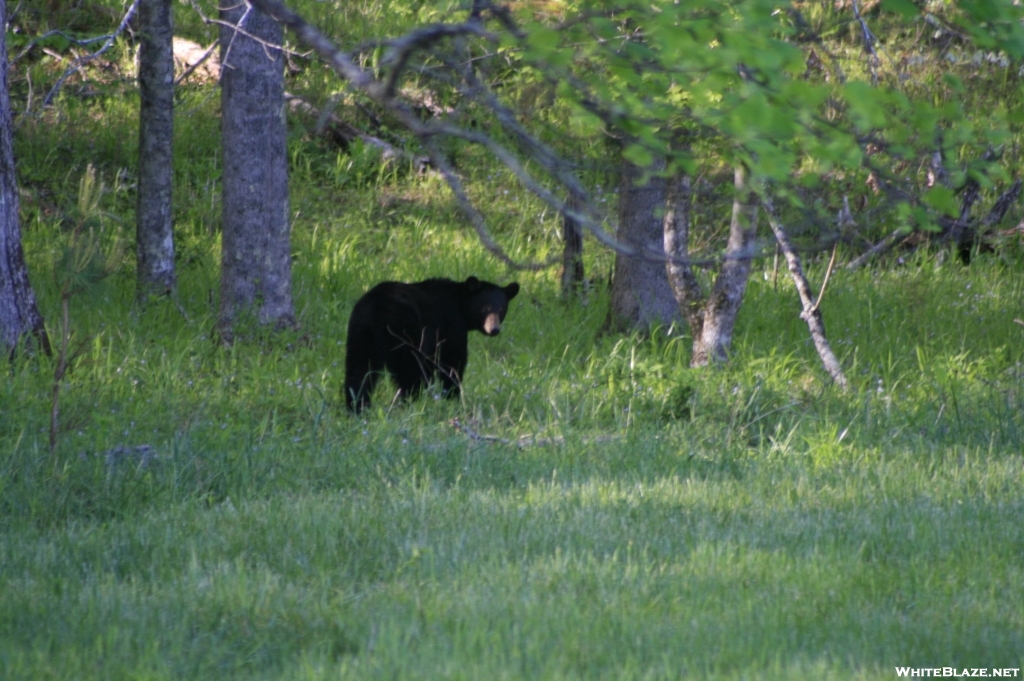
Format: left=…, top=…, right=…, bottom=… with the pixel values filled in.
left=846, top=228, right=905, bottom=270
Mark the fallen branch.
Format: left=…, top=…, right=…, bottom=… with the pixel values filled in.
left=982, top=178, right=1021, bottom=228
left=845, top=228, right=906, bottom=270
left=285, top=92, right=427, bottom=167
left=12, top=30, right=112, bottom=66
left=42, top=0, right=141, bottom=108
left=173, top=38, right=221, bottom=85
left=761, top=196, right=849, bottom=390
left=851, top=0, right=881, bottom=85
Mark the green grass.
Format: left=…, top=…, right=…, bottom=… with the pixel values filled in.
left=3, top=154, right=1022, bottom=676
left=4, top=3, right=1024, bottom=678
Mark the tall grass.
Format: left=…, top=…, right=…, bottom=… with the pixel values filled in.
left=3, top=7, right=1024, bottom=678
left=4, top=131, right=1023, bottom=677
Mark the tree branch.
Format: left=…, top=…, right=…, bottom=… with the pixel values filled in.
left=247, top=0, right=735, bottom=271
left=761, top=196, right=848, bottom=390
left=41, top=0, right=141, bottom=108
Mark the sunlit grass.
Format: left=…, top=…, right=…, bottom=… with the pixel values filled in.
left=3, top=137, right=1023, bottom=674
left=3, top=6, right=1024, bottom=677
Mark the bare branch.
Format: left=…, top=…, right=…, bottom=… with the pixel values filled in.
left=12, top=30, right=112, bottom=65
left=41, top=0, right=141, bottom=108
left=247, top=0, right=766, bottom=272
left=423, top=137, right=558, bottom=271
left=285, top=92, right=423, bottom=164
left=809, top=243, right=837, bottom=314
left=244, top=0, right=379, bottom=91
left=846, top=228, right=906, bottom=270
left=982, top=178, right=1021, bottom=228
left=761, top=195, right=848, bottom=390
left=380, top=22, right=496, bottom=98
left=850, top=0, right=880, bottom=86
left=174, top=39, right=220, bottom=86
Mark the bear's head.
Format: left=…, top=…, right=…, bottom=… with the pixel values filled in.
left=464, top=276, right=520, bottom=336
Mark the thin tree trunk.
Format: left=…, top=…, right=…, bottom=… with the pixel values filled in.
left=560, top=188, right=584, bottom=299
left=691, top=166, right=757, bottom=366
left=662, top=173, right=704, bottom=340
left=218, top=1, right=295, bottom=341
left=136, top=0, right=176, bottom=301
left=761, top=196, right=849, bottom=389
left=607, top=154, right=679, bottom=330
left=0, top=0, right=50, bottom=357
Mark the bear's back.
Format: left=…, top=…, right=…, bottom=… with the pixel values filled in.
left=353, top=279, right=466, bottom=334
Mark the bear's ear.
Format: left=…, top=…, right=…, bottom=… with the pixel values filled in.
left=464, top=276, right=481, bottom=292
left=505, top=282, right=520, bottom=300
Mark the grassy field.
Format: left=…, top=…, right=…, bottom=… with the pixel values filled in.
left=3, top=2, right=1024, bottom=679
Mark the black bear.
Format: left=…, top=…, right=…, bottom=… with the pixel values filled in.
left=344, top=276, right=520, bottom=413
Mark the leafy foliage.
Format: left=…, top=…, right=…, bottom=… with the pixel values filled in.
left=501, top=0, right=1024, bottom=229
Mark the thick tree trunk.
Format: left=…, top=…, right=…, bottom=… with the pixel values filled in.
left=0, top=1, right=49, bottom=357
left=607, top=155, right=679, bottom=330
left=560, top=189, right=584, bottom=299
left=761, top=196, right=849, bottom=389
left=136, top=0, right=176, bottom=301
left=691, top=166, right=757, bottom=366
left=662, top=174, right=705, bottom=340
left=218, top=1, right=295, bottom=341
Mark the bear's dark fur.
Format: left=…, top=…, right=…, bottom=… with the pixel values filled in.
left=344, top=276, right=520, bottom=413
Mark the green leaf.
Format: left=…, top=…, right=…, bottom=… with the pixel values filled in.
left=942, top=74, right=965, bottom=94
left=914, top=206, right=942, bottom=233
left=881, top=0, right=920, bottom=19
left=923, top=186, right=958, bottom=217
left=526, top=28, right=561, bottom=52
left=844, top=81, right=888, bottom=131
left=622, top=143, right=653, bottom=168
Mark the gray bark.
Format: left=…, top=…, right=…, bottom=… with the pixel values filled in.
left=607, top=156, right=679, bottom=330
left=218, top=1, right=295, bottom=341
left=762, top=196, right=849, bottom=389
left=0, top=0, right=49, bottom=357
left=691, top=166, right=757, bottom=366
left=136, top=0, right=176, bottom=301
left=560, top=189, right=584, bottom=298
left=662, top=174, right=705, bottom=341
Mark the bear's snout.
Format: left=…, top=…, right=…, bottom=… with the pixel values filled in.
left=483, top=313, right=502, bottom=335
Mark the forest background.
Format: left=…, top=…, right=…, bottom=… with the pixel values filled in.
left=1, top=0, right=1023, bottom=679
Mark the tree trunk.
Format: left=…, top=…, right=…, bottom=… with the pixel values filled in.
left=761, top=196, right=849, bottom=389
left=0, top=0, right=50, bottom=357
left=607, top=155, right=679, bottom=330
left=691, top=166, right=757, bottom=366
left=662, top=173, right=705, bottom=340
left=136, top=0, right=176, bottom=302
left=218, top=0, right=295, bottom=341
left=560, top=188, right=584, bottom=299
